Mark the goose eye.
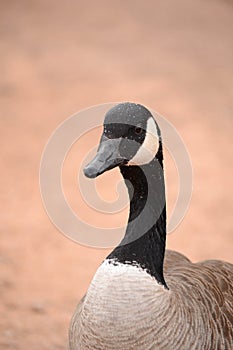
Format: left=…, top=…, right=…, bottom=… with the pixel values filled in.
left=107, top=132, right=114, bottom=139
left=135, top=126, right=143, bottom=135
left=104, top=128, right=114, bottom=139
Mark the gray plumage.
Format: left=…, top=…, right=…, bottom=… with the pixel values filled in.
left=69, top=250, right=233, bottom=350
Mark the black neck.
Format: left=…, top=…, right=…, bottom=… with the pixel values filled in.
left=108, top=143, right=168, bottom=288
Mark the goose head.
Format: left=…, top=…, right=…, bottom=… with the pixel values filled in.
left=84, top=102, right=161, bottom=178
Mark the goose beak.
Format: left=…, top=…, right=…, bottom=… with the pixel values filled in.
left=84, top=137, right=127, bottom=178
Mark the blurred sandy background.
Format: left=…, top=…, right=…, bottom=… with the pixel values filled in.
left=1, top=0, right=233, bottom=349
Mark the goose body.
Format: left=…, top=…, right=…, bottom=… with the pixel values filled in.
left=69, top=103, right=233, bottom=350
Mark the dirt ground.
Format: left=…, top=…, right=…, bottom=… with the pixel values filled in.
left=1, top=0, right=233, bottom=349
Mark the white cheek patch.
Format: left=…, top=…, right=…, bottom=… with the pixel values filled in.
left=128, top=117, right=159, bottom=165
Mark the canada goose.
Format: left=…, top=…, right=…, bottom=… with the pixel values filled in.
left=69, top=102, right=233, bottom=350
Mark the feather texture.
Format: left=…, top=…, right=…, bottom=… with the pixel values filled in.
left=69, top=250, right=233, bottom=350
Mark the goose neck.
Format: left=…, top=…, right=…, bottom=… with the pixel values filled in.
left=108, top=155, right=168, bottom=287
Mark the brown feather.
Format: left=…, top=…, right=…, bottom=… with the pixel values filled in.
left=69, top=250, right=233, bottom=350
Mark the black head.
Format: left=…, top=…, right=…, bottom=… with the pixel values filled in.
left=84, top=102, right=161, bottom=178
